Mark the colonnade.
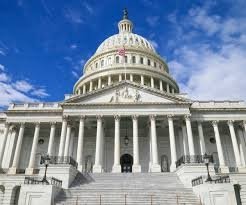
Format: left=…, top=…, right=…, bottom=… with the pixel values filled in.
left=1, top=116, right=246, bottom=174
left=77, top=74, right=176, bottom=95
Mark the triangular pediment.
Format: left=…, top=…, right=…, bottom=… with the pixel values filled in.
left=63, top=82, right=190, bottom=105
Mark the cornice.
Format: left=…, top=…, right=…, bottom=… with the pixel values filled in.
left=68, top=81, right=189, bottom=104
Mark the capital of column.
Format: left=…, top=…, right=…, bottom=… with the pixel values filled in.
left=212, top=120, right=219, bottom=127
left=243, top=120, right=246, bottom=126
left=80, top=115, right=86, bottom=121
left=34, top=122, right=40, bottom=128
left=184, top=114, right=191, bottom=121
left=9, top=125, right=17, bottom=132
left=132, top=115, right=138, bottom=120
left=114, top=115, right=120, bottom=121
left=227, top=120, right=234, bottom=126
left=50, top=121, right=56, bottom=126
left=149, top=115, right=156, bottom=121
left=167, top=114, right=174, bottom=120
left=96, top=115, right=103, bottom=120
left=62, top=115, right=69, bottom=121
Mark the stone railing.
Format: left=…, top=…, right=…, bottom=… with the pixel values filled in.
left=40, top=156, right=78, bottom=169
left=192, top=101, right=246, bottom=109
left=192, top=175, right=230, bottom=187
left=24, top=176, right=62, bottom=187
left=176, top=155, right=213, bottom=168
left=8, top=103, right=61, bottom=110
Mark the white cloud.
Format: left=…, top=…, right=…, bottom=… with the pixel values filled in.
left=0, top=64, right=5, bottom=71
left=65, top=9, right=84, bottom=24
left=70, top=44, right=77, bottom=49
left=146, top=16, right=159, bottom=27
left=83, top=2, right=94, bottom=15
left=167, top=3, right=246, bottom=100
left=13, top=80, right=33, bottom=93
left=0, top=49, right=6, bottom=56
left=72, top=71, right=79, bottom=78
left=31, top=88, right=49, bottom=98
left=0, top=68, right=49, bottom=107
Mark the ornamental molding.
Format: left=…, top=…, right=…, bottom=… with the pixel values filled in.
left=109, top=87, right=141, bottom=103
left=69, top=81, right=189, bottom=104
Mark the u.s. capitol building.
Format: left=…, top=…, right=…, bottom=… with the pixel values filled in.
left=0, top=10, right=245, bottom=205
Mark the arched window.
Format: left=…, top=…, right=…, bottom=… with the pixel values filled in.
left=147, top=59, right=151, bottom=66
left=95, top=62, right=98, bottom=68
left=101, top=59, right=104, bottom=67
left=132, top=56, right=136, bottom=63
left=140, top=57, right=144, bottom=64
left=154, top=62, right=156, bottom=67
left=116, top=56, right=119, bottom=64
left=108, top=57, right=112, bottom=65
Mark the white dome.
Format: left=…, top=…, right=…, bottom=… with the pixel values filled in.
left=95, top=33, right=156, bottom=54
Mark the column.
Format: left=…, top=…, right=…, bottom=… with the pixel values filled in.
left=89, top=81, right=93, bottom=91
left=149, top=115, right=161, bottom=172
left=26, top=122, right=40, bottom=174
left=237, top=128, right=246, bottom=167
left=64, top=123, right=72, bottom=157
left=228, top=120, right=242, bottom=167
left=185, top=115, right=195, bottom=155
left=83, top=85, right=86, bottom=94
left=182, top=124, right=189, bottom=155
left=166, top=83, right=170, bottom=93
left=172, top=88, right=175, bottom=93
left=151, top=77, right=154, bottom=88
left=132, top=115, right=141, bottom=172
left=93, top=116, right=103, bottom=173
left=108, top=75, right=112, bottom=85
left=78, top=88, right=81, bottom=95
left=77, top=116, right=85, bottom=172
left=9, top=123, right=25, bottom=174
left=58, top=116, right=68, bottom=157
left=141, top=75, right=144, bottom=85
left=148, top=124, right=152, bottom=172
left=212, top=121, right=228, bottom=172
left=119, top=74, right=122, bottom=82
left=168, top=115, right=177, bottom=172
left=98, top=78, right=102, bottom=89
left=130, top=74, right=133, bottom=81
left=47, top=122, right=56, bottom=156
left=112, top=115, right=121, bottom=172
left=0, top=123, right=10, bottom=167
left=197, top=121, right=206, bottom=155
left=159, top=80, right=163, bottom=91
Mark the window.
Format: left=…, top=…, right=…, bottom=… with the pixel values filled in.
left=108, top=57, right=112, bottom=65
left=95, top=62, right=98, bottom=68
left=116, top=56, right=119, bottom=64
left=101, top=60, right=104, bottom=67
left=124, top=56, right=128, bottom=63
left=154, top=62, right=156, bottom=67
left=132, top=56, right=136, bottom=63
left=148, top=59, right=151, bottom=66
left=140, top=57, right=144, bottom=64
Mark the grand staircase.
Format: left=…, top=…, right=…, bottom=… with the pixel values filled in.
left=55, top=173, right=201, bottom=205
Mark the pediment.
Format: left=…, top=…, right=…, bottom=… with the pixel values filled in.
left=63, top=82, right=190, bottom=105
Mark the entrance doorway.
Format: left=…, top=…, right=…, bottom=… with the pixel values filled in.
left=120, top=154, right=133, bottom=173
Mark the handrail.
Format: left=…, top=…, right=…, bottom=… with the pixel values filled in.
left=24, top=176, right=62, bottom=187
left=176, top=155, right=213, bottom=168
left=192, top=175, right=230, bottom=187
left=40, top=156, right=78, bottom=168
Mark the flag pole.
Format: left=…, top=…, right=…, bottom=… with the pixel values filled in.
left=124, top=46, right=126, bottom=82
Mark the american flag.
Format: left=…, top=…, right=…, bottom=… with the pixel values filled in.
left=117, top=47, right=126, bottom=56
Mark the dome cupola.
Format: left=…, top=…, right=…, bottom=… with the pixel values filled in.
left=118, top=9, right=133, bottom=33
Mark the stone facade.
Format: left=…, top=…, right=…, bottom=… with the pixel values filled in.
left=0, top=10, right=245, bottom=205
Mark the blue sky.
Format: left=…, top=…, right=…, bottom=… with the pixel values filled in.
left=0, top=0, right=246, bottom=108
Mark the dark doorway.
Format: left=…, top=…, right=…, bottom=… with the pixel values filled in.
left=120, top=154, right=133, bottom=173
